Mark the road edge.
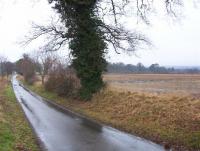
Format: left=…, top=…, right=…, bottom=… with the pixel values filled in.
left=11, top=78, right=47, bottom=151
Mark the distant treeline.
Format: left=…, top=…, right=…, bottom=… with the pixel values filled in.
left=107, top=62, right=200, bottom=74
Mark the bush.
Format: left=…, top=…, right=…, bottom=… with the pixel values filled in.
left=56, top=76, right=78, bottom=96
left=24, top=74, right=36, bottom=85
left=45, top=67, right=80, bottom=97
left=44, top=73, right=57, bottom=92
left=25, top=77, right=35, bottom=85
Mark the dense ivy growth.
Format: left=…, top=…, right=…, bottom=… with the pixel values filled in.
left=48, top=0, right=107, bottom=100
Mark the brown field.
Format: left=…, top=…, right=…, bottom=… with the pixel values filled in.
left=104, top=74, right=200, bottom=97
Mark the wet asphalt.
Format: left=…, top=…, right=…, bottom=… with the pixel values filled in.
left=11, top=75, right=166, bottom=151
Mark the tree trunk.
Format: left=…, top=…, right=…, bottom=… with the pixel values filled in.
left=42, top=75, right=45, bottom=85
left=70, top=4, right=107, bottom=100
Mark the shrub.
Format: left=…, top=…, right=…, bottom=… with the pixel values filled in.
left=45, top=67, right=80, bottom=97
left=24, top=72, right=36, bottom=85
left=44, top=73, right=57, bottom=92
left=25, top=76, right=36, bottom=85
left=55, top=75, right=78, bottom=96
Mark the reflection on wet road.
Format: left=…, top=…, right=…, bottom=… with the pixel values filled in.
left=12, top=76, right=165, bottom=151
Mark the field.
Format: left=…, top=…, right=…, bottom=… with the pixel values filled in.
left=104, top=74, right=200, bottom=97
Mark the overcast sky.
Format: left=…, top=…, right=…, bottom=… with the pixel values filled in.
left=0, top=0, right=200, bottom=67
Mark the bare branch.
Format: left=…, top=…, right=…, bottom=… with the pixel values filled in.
left=97, top=22, right=151, bottom=54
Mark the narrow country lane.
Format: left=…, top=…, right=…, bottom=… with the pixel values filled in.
left=11, top=75, right=166, bottom=151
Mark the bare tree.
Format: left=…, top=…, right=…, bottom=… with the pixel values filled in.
left=32, top=50, right=57, bottom=85
left=0, top=55, right=7, bottom=80
left=17, top=54, right=36, bottom=84
left=24, top=20, right=69, bottom=52
left=4, top=61, right=14, bottom=78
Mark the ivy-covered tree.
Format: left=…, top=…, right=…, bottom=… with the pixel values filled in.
left=49, top=0, right=108, bottom=99
left=69, top=7, right=107, bottom=99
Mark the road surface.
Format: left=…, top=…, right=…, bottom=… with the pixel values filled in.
left=12, top=75, right=166, bottom=151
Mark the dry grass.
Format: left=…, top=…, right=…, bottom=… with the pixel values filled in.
left=104, top=74, right=200, bottom=97
left=64, top=90, right=200, bottom=150
left=0, top=106, right=4, bottom=122
left=21, top=74, right=200, bottom=150
left=0, top=80, right=7, bottom=123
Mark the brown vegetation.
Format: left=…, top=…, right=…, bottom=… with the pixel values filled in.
left=104, top=74, right=200, bottom=97
left=45, top=67, right=80, bottom=97
left=24, top=74, right=200, bottom=150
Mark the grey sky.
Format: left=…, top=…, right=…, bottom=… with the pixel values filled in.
left=0, top=0, right=200, bottom=67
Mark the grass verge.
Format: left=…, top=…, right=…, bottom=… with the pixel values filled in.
left=0, top=79, right=40, bottom=151
left=21, top=77, right=200, bottom=151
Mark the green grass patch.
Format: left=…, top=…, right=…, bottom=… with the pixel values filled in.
left=188, top=132, right=200, bottom=149
left=0, top=80, right=40, bottom=151
left=0, top=123, right=14, bottom=151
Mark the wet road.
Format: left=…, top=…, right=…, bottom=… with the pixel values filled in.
left=12, top=76, right=166, bottom=151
